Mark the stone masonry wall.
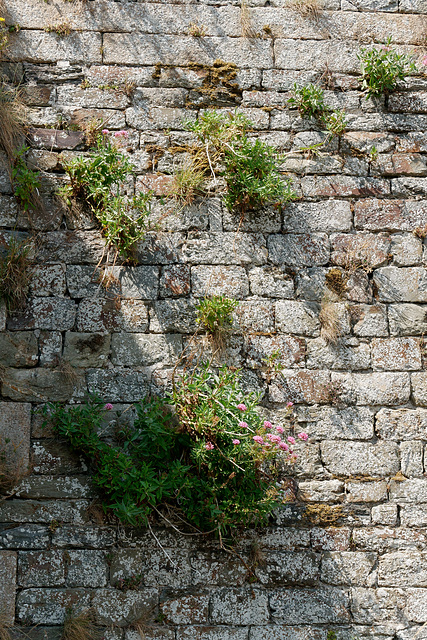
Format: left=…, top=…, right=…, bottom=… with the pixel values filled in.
left=1, top=0, right=427, bottom=638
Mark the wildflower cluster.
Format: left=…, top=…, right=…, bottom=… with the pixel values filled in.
left=59, top=131, right=152, bottom=261
left=44, top=365, right=308, bottom=539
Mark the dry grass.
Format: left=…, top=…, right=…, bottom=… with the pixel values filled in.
left=0, top=610, right=12, bottom=640
left=44, top=22, right=72, bottom=37
left=168, top=157, right=207, bottom=205
left=319, top=294, right=343, bottom=345
left=188, top=22, right=207, bottom=37
left=62, top=610, right=100, bottom=640
left=0, top=235, right=33, bottom=312
left=288, top=0, right=321, bottom=17
left=240, top=0, right=257, bottom=38
left=0, top=80, right=27, bottom=164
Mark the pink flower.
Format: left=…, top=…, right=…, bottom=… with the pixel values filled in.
left=279, top=442, right=289, bottom=451
left=237, top=403, right=247, bottom=411
left=263, top=421, right=272, bottom=429
left=104, top=403, right=113, bottom=410
left=267, top=433, right=281, bottom=444
left=205, top=442, right=214, bottom=450
left=422, top=54, right=427, bottom=66
left=290, top=453, right=298, bottom=462
left=287, top=436, right=296, bottom=445
left=101, top=129, right=109, bottom=135
left=114, top=130, right=129, bottom=138
left=232, top=439, right=240, bottom=445
left=298, top=432, right=308, bottom=441
left=253, top=435, right=264, bottom=444
left=286, top=402, right=294, bottom=408
left=238, top=421, right=248, bottom=429
left=276, top=425, right=284, bottom=434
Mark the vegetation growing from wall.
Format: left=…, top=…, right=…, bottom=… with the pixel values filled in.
left=0, top=236, right=32, bottom=313
left=59, top=131, right=154, bottom=262
left=175, top=110, right=295, bottom=214
left=358, top=38, right=417, bottom=97
left=44, top=367, right=306, bottom=540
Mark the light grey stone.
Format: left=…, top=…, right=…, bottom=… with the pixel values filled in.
left=0, top=551, right=17, bottom=625
left=306, top=338, right=371, bottom=370
left=321, top=441, right=400, bottom=477
left=275, top=301, right=320, bottom=336
left=400, top=441, right=424, bottom=477
left=17, top=588, right=92, bottom=624
left=411, top=373, right=427, bottom=406
left=192, top=266, right=249, bottom=298
left=111, top=333, right=182, bottom=367
left=321, top=552, right=377, bottom=586
left=283, top=201, right=352, bottom=233
left=331, top=372, right=411, bottom=405
left=345, top=481, right=388, bottom=503
left=391, top=234, right=423, bottom=266
left=149, top=300, right=197, bottom=333
left=248, top=266, right=294, bottom=298
left=352, top=304, right=388, bottom=338
left=63, top=333, right=111, bottom=368
left=371, top=504, right=398, bottom=526
left=389, top=478, right=427, bottom=503
left=297, top=406, right=374, bottom=440
left=268, top=234, right=330, bottom=267
left=183, top=232, right=267, bottom=265
left=298, top=480, right=344, bottom=503
left=379, top=552, right=427, bottom=587
left=255, top=551, right=320, bottom=586
left=351, top=587, right=407, bottom=625
left=67, top=550, right=108, bottom=588
left=373, top=267, right=427, bottom=303
left=210, top=588, right=269, bottom=625
left=388, top=304, right=427, bottom=336
left=270, top=587, right=350, bottom=624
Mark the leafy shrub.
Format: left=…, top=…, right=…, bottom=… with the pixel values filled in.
left=12, top=146, right=42, bottom=212
left=288, top=82, right=326, bottom=118
left=196, top=295, right=238, bottom=335
left=358, top=38, right=416, bottom=98
left=59, top=132, right=153, bottom=261
left=184, top=110, right=296, bottom=214
left=44, top=366, right=307, bottom=539
left=0, top=235, right=32, bottom=312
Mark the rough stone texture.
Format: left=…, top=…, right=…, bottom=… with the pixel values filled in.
left=1, top=1, right=427, bottom=636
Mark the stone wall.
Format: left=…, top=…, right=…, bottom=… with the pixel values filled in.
left=1, top=0, right=427, bottom=638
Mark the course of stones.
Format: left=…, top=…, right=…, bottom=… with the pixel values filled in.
left=1, top=0, right=427, bottom=638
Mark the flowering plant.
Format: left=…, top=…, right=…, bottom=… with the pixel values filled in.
left=43, top=365, right=307, bottom=539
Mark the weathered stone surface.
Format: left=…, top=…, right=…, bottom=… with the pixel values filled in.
left=351, top=305, right=388, bottom=337
left=331, top=372, right=411, bottom=405
left=192, top=266, right=249, bottom=298
left=0, top=525, right=50, bottom=549
left=283, top=201, right=352, bottom=233
left=162, top=595, right=209, bottom=624
left=15, top=476, right=94, bottom=500
left=406, top=589, right=427, bottom=623
left=0, top=551, right=17, bottom=625
left=1, top=368, right=82, bottom=402
left=52, top=526, right=116, bottom=549
left=244, top=334, right=304, bottom=369
left=256, top=551, right=320, bottom=586
left=269, top=369, right=331, bottom=404
left=411, top=373, right=427, bottom=406
left=388, top=304, right=427, bottom=336
left=37, top=231, right=106, bottom=264
left=306, top=338, right=371, bottom=370
left=371, top=337, right=421, bottom=371
left=210, top=588, right=269, bottom=625
left=270, top=587, right=350, bottom=624
left=321, top=441, right=400, bottom=477
left=351, top=587, right=407, bottom=625
left=373, top=267, right=427, bottom=303
left=150, top=299, right=198, bottom=333
left=18, top=551, right=65, bottom=587
left=92, top=588, right=158, bottom=626
left=63, top=332, right=111, bottom=368
left=390, top=233, right=423, bottom=266
left=234, top=300, right=274, bottom=333
left=400, top=441, right=424, bottom=477
left=371, top=504, right=398, bottom=526
left=379, top=552, right=427, bottom=586
left=331, top=233, right=390, bottom=270
left=320, top=552, right=377, bottom=586
left=298, top=480, right=344, bottom=503
left=30, top=264, right=67, bottom=296
left=376, top=407, right=427, bottom=440
left=0, top=500, right=89, bottom=525
left=297, top=406, right=374, bottom=440
left=0, top=402, right=31, bottom=474
left=66, top=550, right=108, bottom=587
left=345, top=481, right=388, bottom=503
left=17, top=588, right=92, bottom=624
left=248, top=266, right=294, bottom=298
left=268, top=234, right=329, bottom=267
left=275, top=301, right=320, bottom=336
left=86, top=368, right=148, bottom=403
left=183, top=232, right=267, bottom=265
left=76, top=299, right=149, bottom=333
left=160, top=265, right=191, bottom=297
left=389, top=478, right=427, bottom=503
left=111, top=333, right=182, bottom=366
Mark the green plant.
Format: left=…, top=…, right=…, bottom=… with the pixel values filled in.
left=288, top=82, right=326, bottom=118
left=44, top=366, right=304, bottom=540
left=0, top=16, right=9, bottom=53
left=0, top=235, right=32, bottom=312
left=196, top=295, right=238, bottom=349
left=326, top=108, right=347, bottom=136
left=12, top=146, right=42, bottom=212
left=327, top=631, right=337, bottom=640
left=184, top=110, right=295, bottom=214
left=59, top=133, right=154, bottom=261
left=358, top=37, right=417, bottom=98
left=116, top=574, right=142, bottom=592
